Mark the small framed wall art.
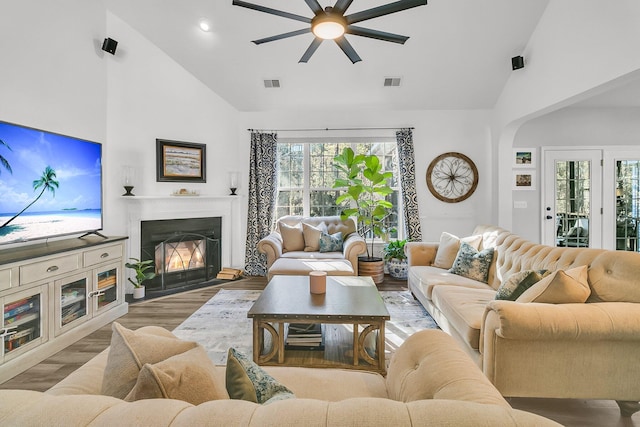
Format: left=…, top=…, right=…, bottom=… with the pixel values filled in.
left=513, top=148, right=536, bottom=168
left=513, top=170, right=536, bottom=191
left=156, top=139, right=206, bottom=183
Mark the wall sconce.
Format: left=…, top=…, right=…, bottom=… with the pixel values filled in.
left=228, top=172, right=240, bottom=196
left=122, top=166, right=136, bottom=196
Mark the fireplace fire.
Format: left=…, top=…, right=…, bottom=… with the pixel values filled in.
left=140, top=217, right=222, bottom=292
left=156, top=238, right=206, bottom=274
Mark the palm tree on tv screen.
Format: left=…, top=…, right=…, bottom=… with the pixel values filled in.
left=0, top=139, right=11, bottom=175
left=0, top=166, right=59, bottom=228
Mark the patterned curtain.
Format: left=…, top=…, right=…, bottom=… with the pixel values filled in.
left=244, top=132, right=278, bottom=276
left=396, top=128, right=423, bottom=241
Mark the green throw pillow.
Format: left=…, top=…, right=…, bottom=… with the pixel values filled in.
left=319, top=231, right=343, bottom=252
left=495, top=269, right=549, bottom=301
left=448, top=242, right=494, bottom=283
left=225, top=348, right=295, bottom=404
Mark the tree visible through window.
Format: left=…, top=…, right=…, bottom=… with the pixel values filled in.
left=276, top=141, right=402, bottom=239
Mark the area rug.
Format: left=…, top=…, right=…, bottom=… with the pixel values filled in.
left=173, top=289, right=438, bottom=365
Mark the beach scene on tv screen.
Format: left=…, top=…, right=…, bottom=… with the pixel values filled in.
left=0, top=121, right=102, bottom=244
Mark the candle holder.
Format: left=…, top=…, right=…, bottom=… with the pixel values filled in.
left=122, top=166, right=136, bottom=196
left=228, top=171, right=240, bottom=196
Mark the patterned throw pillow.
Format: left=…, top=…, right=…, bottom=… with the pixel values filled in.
left=225, top=348, right=295, bottom=404
left=448, top=242, right=494, bottom=283
left=319, top=231, right=343, bottom=253
left=495, top=270, right=549, bottom=301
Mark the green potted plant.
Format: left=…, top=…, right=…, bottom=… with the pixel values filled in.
left=382, top=239, right=408, bottom=279
left=333, top=147, right=394, bottom=283
left=125, top=257, right=156, bottom=299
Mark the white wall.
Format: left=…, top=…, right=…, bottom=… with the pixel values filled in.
left=104, top=12, right=244, bottom=266
left=238, top=109, right=493, bottom=241
left=493, top=0, right=640, bottom=232
left=511, top=107, right=640, bottom=241
left=0, top=3, right=245, bottom=268
left=0, top=1, right=106, bottom=145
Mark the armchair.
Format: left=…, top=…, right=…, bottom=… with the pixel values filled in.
left=258, top=215, right=366, bottom=280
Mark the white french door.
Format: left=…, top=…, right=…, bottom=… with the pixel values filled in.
left=543, top=150, right=602, bottom=248
left=543, top=148, right=640, bottom=252
left=603, top=150, right=640, bottom=251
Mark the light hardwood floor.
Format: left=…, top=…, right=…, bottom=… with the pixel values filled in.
left=1, top=276, right=637, bottom=426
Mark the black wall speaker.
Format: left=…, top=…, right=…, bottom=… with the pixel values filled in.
left=511, top=55, right=524, bottom=70
left=101, top=38, right=118, bottom=55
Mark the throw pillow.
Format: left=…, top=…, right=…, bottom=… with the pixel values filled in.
left=516, top=265, right=591, bottom=304
left=448, top=242, right=494, bottom=284
left=495, top=269, right=550, bottom=301
left=433, top=232, right=483, bottom=269
left=101, top=322, right=198, bottom=399
left=225, top=348, right=295, bottom=404
left=124, top=345, right=226, bottom=405
left=302, top=222, right=328, bottom=252
left=278, top=222, right=305, bottom=252
left=319, top=231, right=343, bottom=253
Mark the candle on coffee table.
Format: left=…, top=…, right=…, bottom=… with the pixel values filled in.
left=309, top=271, right=327, bottom=294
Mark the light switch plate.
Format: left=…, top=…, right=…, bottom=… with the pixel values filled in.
left=513, top=201, right=527, bottom=209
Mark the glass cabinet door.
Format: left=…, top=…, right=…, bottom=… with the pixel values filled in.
left=95, top=264, right=119, bottom=314
left=2, top=287, right=46, bottom=359
left=60, top=278, right=88, bottom=327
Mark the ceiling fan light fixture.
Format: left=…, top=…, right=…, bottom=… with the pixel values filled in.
left=311, top=12, right=346, bottom=40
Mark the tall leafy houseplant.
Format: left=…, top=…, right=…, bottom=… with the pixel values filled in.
left=333, top=147, right=394, bottom=260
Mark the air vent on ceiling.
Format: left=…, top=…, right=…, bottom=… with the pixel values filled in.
left=384, top=77, right=402, bottom=87
left=264, top=79, right=281, bottom=88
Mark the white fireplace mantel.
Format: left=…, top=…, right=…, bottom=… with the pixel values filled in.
left=123, top=195, right=243, bottom=290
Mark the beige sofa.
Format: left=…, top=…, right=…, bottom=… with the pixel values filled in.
left=0, top=328, right=558, bottom=426
left=405, top=224, right=640, bottom=415
left=258, top=215, right=366, bottom=280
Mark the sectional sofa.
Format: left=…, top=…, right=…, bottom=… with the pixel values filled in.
left=0, top=326, right=558, bottom=426
left=405, top=224, right=640, bottom=416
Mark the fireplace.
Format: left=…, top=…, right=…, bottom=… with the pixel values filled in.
left=140, top=217, right=222, bottom=292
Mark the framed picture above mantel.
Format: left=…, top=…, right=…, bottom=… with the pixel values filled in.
left=156, top=139, right=206, bottom=183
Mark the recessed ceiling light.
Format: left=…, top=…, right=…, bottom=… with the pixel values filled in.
left=199, top=19, right=211, bottom=32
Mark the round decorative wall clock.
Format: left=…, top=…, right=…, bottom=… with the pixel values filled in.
left=426, top=152, right=479, bottom=203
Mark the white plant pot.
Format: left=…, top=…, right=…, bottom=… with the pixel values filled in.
left=133, top=286, right=145, bottom=299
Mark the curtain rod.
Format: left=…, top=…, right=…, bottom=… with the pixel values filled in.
left=246, top=126, right=414, bottom=132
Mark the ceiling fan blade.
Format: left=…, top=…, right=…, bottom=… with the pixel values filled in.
left=335, top=37, right=362, bottom=64
left=346, top=0, right=427, bottom=25
left=346, top=25, right=409, bottom=44
left=299, top=38, right=323, bottom=63
left=232, top=0, right=311, bottom=24
left=332, top=0, right=354, bottom=14
left=304, top=0, right=324, bottom=14
left=253, top=28, right=311, bottom=45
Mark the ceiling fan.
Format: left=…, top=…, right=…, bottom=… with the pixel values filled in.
left=232, top=0, right=428, bottom=64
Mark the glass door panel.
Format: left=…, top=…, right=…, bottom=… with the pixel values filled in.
left=543, top=150, right=602, bottom=248
left=60, top=278, right=88, bottom=327
left=615, top=160, right=640, bottom=251
left=95, top=265, right=119, bottom=313
left=555, top=160, right=591, bottom=247
left=3, top=292, right=42, bottom=355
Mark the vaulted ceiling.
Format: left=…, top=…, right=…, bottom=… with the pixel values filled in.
left=104, top=1, right=553, bottom=112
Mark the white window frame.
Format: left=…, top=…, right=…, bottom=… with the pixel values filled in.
left=276, top=137, right=405, bottom=240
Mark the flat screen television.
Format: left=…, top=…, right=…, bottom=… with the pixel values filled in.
left=0, top=120, right=103, bottom=245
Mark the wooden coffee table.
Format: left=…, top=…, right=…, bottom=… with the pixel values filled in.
left=247, top=275, right=390, bottom=373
